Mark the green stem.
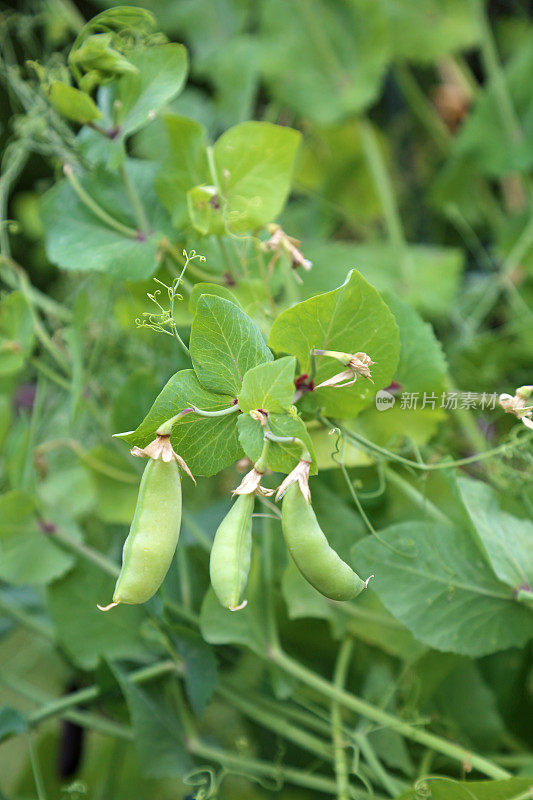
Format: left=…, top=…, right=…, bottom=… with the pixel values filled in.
left=393, top=63, right=450, bottom=153
left=36, top=438, right=139, bottom=483
left=63, top=164, right=139, bottom=239
left=264, top=431, right=311, bottom=463
left=0, top=595, right=55, bottom=642
left=28, top=733, right=47, bottom=800
left=331, top=637, right=354, bottom=800
left=0, top=144, right=27, bottom=258
left=0, top=257, right=71, bottom=322
left=355, top=735, right=399, bottom=798
left=30, top=358, right=71, bottom=391
left=157, top=403, right=239, bottom=435
left=471, top=0, right=523, bottom=146
left=27, top=660, right=177, bottom=730
left=49, top=526, right=120, bottom=578
left=358, top=118, right=412, bottom=285
left=1, top=675, right=132, bottom=741
left=120, top=162, right=149, bottom=235
left=218, top=684, right=332, bottom=764
left=161, top=239, right=227, bottom=284
left=189, top=739, right=356, bottom=797
left=319, top=415, right=532, bottom=473
left=269, top=648, right=511, bottom=780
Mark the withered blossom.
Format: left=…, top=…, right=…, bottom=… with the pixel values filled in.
left=313, top=350, right=375, bottom=389
left=131, top=434, right=196, bottom=483
left=275, top=459, right=311, bottom=503
left=499, top=385, right=533, bottom=431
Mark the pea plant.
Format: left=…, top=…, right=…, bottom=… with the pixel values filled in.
left=0, top=4, right=532, bottom=800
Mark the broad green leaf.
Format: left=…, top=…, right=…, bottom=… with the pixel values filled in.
left=0, top=292, right=34, bottom=376
left=434, top=662, right=505, bottom=750
left=170, top=626, right=218, bottom=715
left=397, top=777, right=533, bottom=800
left=155, top=114, right=209, bottom=227
left=48, top=81, right=102, bottom=123
left=457, top=476, right=533, bottom=593
left=353, top=521, right=533, bottom=656
left=357, top=293, right=447, bottom=446
left=259, top=0, right=390, bottom=124
left=0, top=491, right=74, bottom=586
left=268, top=270, right=400, bottom=418
left=386, top=0, right=480, bottom=62
left=47, top=561, right=147, bottom=670
left=213, top=121, right=301, bottom=232
left=113, top=664, right=194, bottom=778
left=301, top=241, right=464, bottom=317
left=41, top=159, right=172, bottom=280
left=342, top=590, right=427, bottom=662
left=282, top=559, right=336, bottom=622
left=237, top=410, right=316, bottom=474
left=200, top=584, right=266, bottom=658
left=188, top=283, right=240, bottom=315
left=237, top=356, right=296, bottom=414
left=190, top=294, right=272, bottom=395
left=117, top=369, right=243, bottom=477
left=113, top=44, right=188, bottom=138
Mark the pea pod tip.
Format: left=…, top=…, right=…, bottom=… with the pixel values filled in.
left=229, top=599, right=248, bottom=612
left=97, top=602, right=119, bottom=612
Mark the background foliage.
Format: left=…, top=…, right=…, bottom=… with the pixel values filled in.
left=0, top=1, right=532, bottom=799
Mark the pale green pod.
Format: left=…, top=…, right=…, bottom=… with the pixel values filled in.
left=210, top=493, right=254, bottom=610
left=112, top=457, right=182, bottom=605
left=281, top=483, right=365, bottom=601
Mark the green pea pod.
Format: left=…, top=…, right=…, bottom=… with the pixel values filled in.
left=281, top=483, right=365, bottom=601
left=210, top=493, right=254, bottom=611
left=104, top=457, right=182, bottom=607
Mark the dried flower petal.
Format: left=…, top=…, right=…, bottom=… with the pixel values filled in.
left=131, top=434, right=196, bottom=482
left=276, top=459, right=311, bottom=503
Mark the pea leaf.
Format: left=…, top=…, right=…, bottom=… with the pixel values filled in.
left=213, top=121, right=301, bottom=233
left=188, top=282, right=240, bottom=315
left=237, top=356, right=296, bottom=414
left=388, top=0, right=480, bottom=62
left=42, top=159, right=172, bottom=280
left=457, top=476, right=533, bottom=593
left=301, top=241, right=464, bottom=317
left=397, top=777, right=533, bottom=800
left=237, top=411, right=316, bottom=474
left=47, top=561, right=148, bottom=669
left=170, top=626, right=218, bottom=715
left=259, top=0, right=390, bottom=124
left=190, top=294, right=272, bottom=395
left=155, top=114, right=209, bottom=227
left=0, top=292, right=34, bottom=376
left=112, top=44, right=188, bottom=139
left=268, top=269, right=400, bottom=418
left=112, top=663, right=194, bottom=778
left=0, top=492, right=74, bottom=586
left=200, top=584, right=266, bottom=658
left=353, top=521, right=533, bottom=656
left=117, top=369, right=243, bottom=477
